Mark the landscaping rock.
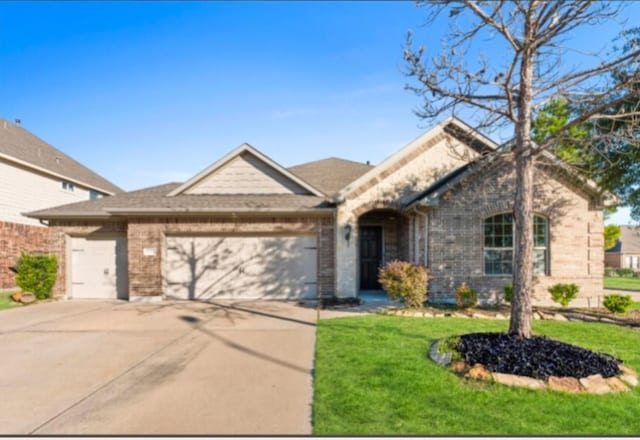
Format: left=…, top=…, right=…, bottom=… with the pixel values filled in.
left=619, top=365, right=638, bottom=387
left=450, top=360, right=468, bottom=374
left=494, top=313, right=508, bottom=320
left=20, top=292, right=36, bottom=304
left=553, top=313, right=568, bottom=322
left=606, top=377, right=630, bottom=392
left=434, top=313, right=446, bottom=318
left=532, top=312, right=541, bottom=320
left=422, top=312, right=434, bottom=318
left=472, top=312, right=490, bottom=319
left=547, top=376, right=583, bottom=393
left=539, top=312, right=554, bottom=320
left=492, top=372, right=546, bottom=389
left=465, top=364, right=492, bottom=381
left=579, top=374, right=612, bottom=394
left=452, top=312, right=470, bottom=319
left=429, top=341, right=452, bottom=366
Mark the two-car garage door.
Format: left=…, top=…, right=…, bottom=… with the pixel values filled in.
left=164, top=235, right=317, bottom=300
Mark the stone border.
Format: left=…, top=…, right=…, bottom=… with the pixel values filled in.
left=384, top=307, right=639, bottom=327
left=429, top=339, right=638, bottom=394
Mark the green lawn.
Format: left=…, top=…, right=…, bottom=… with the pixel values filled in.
left=0, top=292, right=20, bottom=310
left=604, top=277, right=640, bottom=291
left=314, top=316, right=640, bottom=435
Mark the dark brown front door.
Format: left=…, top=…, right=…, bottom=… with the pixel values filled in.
left=359, top=226, right=383, bottom=290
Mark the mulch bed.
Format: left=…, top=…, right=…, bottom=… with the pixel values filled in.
left=456, top=332, right=621, bottom=380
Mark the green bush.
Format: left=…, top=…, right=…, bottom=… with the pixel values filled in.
left=15, top=253, right=58, bottom=300
left=455, top=282, right=478, bottom=308
left=503, top=284, right=513, bottom=303
left=603, top=294, right=633, bottom=314
left=615, top=268, right=635, bottom=278
left=548, top=283, right=579, bottom=307
left=378, top=260, right=428, bottom=309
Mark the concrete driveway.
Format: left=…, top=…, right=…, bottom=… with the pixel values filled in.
left=0, top=300, right=318, bottom=435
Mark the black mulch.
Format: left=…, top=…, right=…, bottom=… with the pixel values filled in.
left=456, top=332, right=621, bottom=380
left=320, top=296, right=363, bottom=308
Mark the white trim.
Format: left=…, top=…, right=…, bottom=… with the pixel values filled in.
left=167, top=143, right=325, bottom=197
left=0, top=152, right=118, bottom=196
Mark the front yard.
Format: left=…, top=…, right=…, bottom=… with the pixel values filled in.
left=605, top=277, right=640, bottom=291
left=313, top=316, right=640, bottom=435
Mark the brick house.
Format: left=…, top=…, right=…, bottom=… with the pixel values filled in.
left=605, top=226, right=640, bottom=270
left=0, top=119, right=122, bottom=290
left=28, top=117, right=614, bottom=305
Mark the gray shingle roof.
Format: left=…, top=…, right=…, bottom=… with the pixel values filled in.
left=606, top=225, right=640, bottom=253
left=0, top=118, right=123, bottom=194
left=288, top=157, right=373, bottom=195
left=26, top=182, right=332, bottom=219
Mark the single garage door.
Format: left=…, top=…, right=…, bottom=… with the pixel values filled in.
left=165, top=235, right=317, bottom=300
left=70, top=236, right=128, bottom=299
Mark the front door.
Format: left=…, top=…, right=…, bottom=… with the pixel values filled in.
left=359, top=226, right=383, bottom=290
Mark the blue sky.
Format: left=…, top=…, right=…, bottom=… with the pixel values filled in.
left=0, top=1, right=636, bottom=224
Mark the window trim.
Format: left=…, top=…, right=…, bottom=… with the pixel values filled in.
left=483, top=212, right=549, bottom=277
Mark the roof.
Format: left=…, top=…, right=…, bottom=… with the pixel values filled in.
left=168, top=143, right=324, bottom=197
left=25, top=182, right=332, bottom=219
left=0, top=118, right=123, bottom=195
left=288, top=157, right=374, bottom=195
left=405, top=140, right=620, bottom=210
left=606, top=225, right=640, bottom=254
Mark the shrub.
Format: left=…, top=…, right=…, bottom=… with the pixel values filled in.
left=15, top=253, right=58, bottom=300
left=378, top=260, right=428, bottom=309
left=615, top=268, right=635, bottom=278
left=604, top=267, right=619, bottom=277
left=455, top=282, right=478, bottom=308
left=548, top=283, right=579, bottom=307
left=603, top=294, right=633, bottom=314
left=503, top=284, right=513, bottom=303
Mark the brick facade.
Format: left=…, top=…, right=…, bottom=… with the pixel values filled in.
left=0, top=221, right=50, bottom=289
left=427, top=156, right=604, bottom=305
left=48, top=215, right=335, bottom=300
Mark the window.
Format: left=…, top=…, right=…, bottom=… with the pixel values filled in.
left=62, top=181, right=75, bottom=192
left=484, top=213, right=548, bottom=276
left=89, top=190, right=101, bottom=200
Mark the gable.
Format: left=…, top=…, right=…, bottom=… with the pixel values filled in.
left=334, top=117, right=496, bottom=204
left=169, top=143, right=324, bottom=196
left=185, top=152, right=308, bottom=195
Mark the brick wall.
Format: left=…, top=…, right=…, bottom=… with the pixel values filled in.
left=49, top=215, right=335, bottom=300
left=427, top=155, right=605, bottom=306
left=0, top=221, right=50, bottom=289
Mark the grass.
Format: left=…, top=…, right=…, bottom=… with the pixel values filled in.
left=0, top=292, right=20, bottom=310
left=313, top=315, right=640, bottom=435
left=604, top=276, right=640, bottom=291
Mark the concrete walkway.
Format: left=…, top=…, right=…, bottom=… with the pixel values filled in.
left=0, top=300, right=317, bottom=435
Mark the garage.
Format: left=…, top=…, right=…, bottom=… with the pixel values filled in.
left=70, top=236, right=128, bottom=299
left=164, top=235, right=317, bottom=300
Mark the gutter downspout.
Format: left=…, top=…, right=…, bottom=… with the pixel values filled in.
left=412, top=206, right=429, bottom=267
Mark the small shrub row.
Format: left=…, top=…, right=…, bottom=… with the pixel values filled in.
left=548, top=283, right=579, bottom=307
left=455, top=283, right=478, bottom=308
left=605, top=267, right=640, bottom=278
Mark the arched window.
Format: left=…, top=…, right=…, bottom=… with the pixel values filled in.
left=484, top=213, right=548, bottom=275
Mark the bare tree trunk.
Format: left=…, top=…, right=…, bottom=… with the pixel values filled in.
left=509, top=16, right=535, bottom=338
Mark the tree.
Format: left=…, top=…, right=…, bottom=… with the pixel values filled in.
left=604, top=224, right=621, bottom=250
left=404, top=1, right=640, bottom=338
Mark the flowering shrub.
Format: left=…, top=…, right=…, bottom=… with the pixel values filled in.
left=378, top=260, right=428, bottom=308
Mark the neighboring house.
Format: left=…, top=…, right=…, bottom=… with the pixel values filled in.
left=28, top=117, right=614, bottom=305
left=0, top=118, right=122, bottom=289
left=605, top=226, right=640, bottom=270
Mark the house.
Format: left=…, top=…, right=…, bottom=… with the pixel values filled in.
left=27, top=117, right=613, bottom=305
left=0, top=118, right=122, bottom=289
left=605, top=226, right=640, bottom=270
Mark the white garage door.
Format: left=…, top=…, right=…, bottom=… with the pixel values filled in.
left=165, top=235, right=317, bottom=300
left=70, top=236, right=128, bottom=299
